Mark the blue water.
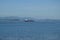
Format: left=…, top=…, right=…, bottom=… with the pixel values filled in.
left=0, top=22, right=60, bottom=40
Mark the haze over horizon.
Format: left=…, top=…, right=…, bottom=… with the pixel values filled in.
left=0, top=0, right=60, bottom=19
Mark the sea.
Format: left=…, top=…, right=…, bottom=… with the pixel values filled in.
left=0, top=22, right=60, bottom=40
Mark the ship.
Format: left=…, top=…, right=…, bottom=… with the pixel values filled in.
left=24, top=19, right=34, bottom=22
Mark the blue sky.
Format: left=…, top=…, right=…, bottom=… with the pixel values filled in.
left=0, top=0, right=60, bottom=19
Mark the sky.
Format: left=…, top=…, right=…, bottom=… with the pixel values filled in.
left=0, top=0, right=60, bottom=19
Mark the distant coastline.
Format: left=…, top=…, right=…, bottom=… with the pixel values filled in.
left=0, top=17, right=60, bottom=23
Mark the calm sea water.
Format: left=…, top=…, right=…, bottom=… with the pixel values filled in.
left=0, top=22, right=60, bottom=40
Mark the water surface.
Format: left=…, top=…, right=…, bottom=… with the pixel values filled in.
left=0, top=22, right=60, bottom=40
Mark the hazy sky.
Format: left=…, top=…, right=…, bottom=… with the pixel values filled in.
left=0, top=0, right=60, bottom=19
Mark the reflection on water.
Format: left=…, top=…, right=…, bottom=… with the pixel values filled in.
left=0, top=33, right=60, bottom=40
left=0, top=22, right=60, bottom=40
